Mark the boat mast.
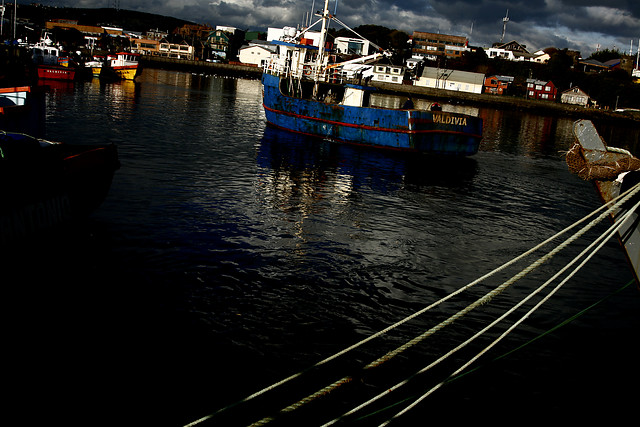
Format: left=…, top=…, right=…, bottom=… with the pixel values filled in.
left=314, top=0, right=331, bottom=83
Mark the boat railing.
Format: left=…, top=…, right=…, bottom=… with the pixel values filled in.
left=264, top=57, right=328, bottom=82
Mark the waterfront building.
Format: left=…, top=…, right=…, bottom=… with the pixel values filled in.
left=411, top=31, right=469, bottom=61
left=131, top=37, right=160, bottom=56
left=238, top=41, right=276, bottom=67
left=416, top=67, right=485, bottom=94
left=484, top=75, right=514, bottom=95
left=159, top=38, right=194, bottom=60
left=206, top=29, right=230, bottom=60
left=206, top=27, right=245, bottom=61
left=526, top=79, right=557, bottom=100
left=561, top=87, right=590, bottom=106
left=371, top=64, right=405, bottom=84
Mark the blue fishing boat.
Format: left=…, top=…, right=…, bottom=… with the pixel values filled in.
left=261, top=0, right=483, bottom=155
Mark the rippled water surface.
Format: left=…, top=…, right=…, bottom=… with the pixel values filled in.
left=6, top=69, right=640, bottom=426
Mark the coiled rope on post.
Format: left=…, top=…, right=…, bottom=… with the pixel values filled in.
left=185, top=180, right=640, bottom=427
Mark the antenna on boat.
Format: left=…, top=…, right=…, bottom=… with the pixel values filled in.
left=334, top=0, right=339, bottom=15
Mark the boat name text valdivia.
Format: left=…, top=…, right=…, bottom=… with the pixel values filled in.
left=432, top=114, right=468, bottom=126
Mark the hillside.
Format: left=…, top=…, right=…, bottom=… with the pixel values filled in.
left=17, top=4, right=194, bottom=33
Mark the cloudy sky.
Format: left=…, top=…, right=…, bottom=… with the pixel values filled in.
left=29, top=1, right=640, bottom=57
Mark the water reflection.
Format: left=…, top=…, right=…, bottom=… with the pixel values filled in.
left=479, top=105, right=640, bottom=157
left=91, top=79, right=140, bottom=121
left=478, top=107, right=576, bottom=157
left=256, top=125, right=478, bottom=211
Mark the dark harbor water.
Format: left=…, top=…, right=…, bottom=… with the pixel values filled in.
left=5, top=69, right=640, bottom=426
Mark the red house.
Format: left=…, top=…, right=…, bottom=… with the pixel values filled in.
left=484, top=75, right=513, bottom=95
left=526, top=79, right=557, bottom=100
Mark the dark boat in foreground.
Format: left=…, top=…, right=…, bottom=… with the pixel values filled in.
left=261, top=0, right=483, bottom=155
left=566, top=119, right=640, bottom=283
left=0, top=131, right=119, bottom=245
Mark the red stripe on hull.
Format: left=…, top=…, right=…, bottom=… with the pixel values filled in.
left=263, top=103, right=482, bottom=139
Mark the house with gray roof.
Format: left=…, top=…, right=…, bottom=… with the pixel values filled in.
left=416, top=67, right=485, bottom=94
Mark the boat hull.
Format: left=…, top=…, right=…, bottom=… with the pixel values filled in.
left=100, top=65, right=139, bottom=80
left=36, top=65, right=76, bottom=80
left=261, top=73, right=482, bottom=155
left=0, top=132, right=120, bottom=245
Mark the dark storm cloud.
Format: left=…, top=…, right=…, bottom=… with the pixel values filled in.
left=26, top=1, right=640, bottom=55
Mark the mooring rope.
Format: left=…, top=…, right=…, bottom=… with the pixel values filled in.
left=247, top=182, right=640, bottom=426
left=343, top=190, right=640, bottom=426
left=185, top=180, right=640, bottom=427
left=352, top=276, right=635, bottom=423
left=379, top=197, right=640, bottom=425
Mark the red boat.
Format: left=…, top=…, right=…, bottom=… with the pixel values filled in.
left=36, top=65, right=76, bottom=81
left=30, top=34, right=78, bottom=81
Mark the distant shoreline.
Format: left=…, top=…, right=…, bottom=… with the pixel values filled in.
left=147, top=56, right=640, bottom=124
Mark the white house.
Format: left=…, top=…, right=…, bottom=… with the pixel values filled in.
left=238, top=43, right=276, bottom=67
left=560, top=86, right=590, bottom=106
left=371, top=64, right=404, bottom=84
left=485, top=41, right=533, bottom=62
left=416, top=67, right=485, bottom=94
left=532, top=50, right=551, bottom=63
left=486, top=47, right=534, bottom=61
left=159, top=39, right=194, bottom=60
